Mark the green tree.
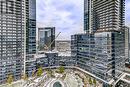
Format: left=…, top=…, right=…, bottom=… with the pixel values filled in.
left=37, top=67, right=43, bottom=77
left=22, top=73, right=28, bottom=81
left=89, top=77, right=92, bottom=85
left=47, top=69, right=53, bottom=77
left=93, top=79, right=96, bottom=87
left=7, top=75, right=13, bottom=84
left=58, top=66, right=65, bottom=73
left=109, top=85, right=112, bottom=87
left=32, top=71, right=35, bottom=77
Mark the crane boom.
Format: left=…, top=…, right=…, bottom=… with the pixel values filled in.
left=42, top=32, right=61, bottom=51
left=47, top=32, right=61, bottom=50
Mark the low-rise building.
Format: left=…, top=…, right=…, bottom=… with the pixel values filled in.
left=25, top=51, right=74, bottom=76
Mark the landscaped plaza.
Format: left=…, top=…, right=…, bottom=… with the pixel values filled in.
left=0, top=67, right=103, bottom=87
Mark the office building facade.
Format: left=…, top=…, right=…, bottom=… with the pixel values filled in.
left=38, top=27, right=55, bottom=51
left=71, top=30, right=125, bottom=81
left=71, top=0, right=126, bottom=86
left=0, top=0, right=25, bottom=84
left=124, top=26, right=129, bottom=63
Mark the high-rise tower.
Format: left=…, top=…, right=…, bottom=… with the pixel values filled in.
left=84, top=0, right=125, bottom=33
left=0, top=0, right=25, bottom=84
left=26, top=0, right=36, bottom=54
left=24, top=0, right=36, bottom=77
left=84, top=0, right=91, bottom=33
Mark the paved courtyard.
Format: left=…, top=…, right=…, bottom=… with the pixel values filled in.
left=0, top=69, right=103, bottom=87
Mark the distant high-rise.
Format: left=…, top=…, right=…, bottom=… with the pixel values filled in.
left=0, top=0, right=25, bottom=84
left=38, top=27, right=55, bottom=51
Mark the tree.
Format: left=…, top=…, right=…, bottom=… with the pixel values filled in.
left=109, top=85, right=112, bottom=87
left=93, top=79, right=96, bottom=87
left=47, top=69, right=53, bottom=77
left=37, top=67, right=43, bottom=77
left=22, top=73, right=28, bottom=81
left=62, top=74, right=66, bottom=80
left=32, top=71, right=35, bottom=77
left=89, top=77, right=92, bottom=85
left=7, top=75, right=13, bottom=84
left=58, top=66, right=65, bottom=73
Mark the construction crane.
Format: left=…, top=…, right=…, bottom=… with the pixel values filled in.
left=43, top=32, right=61, bottom=51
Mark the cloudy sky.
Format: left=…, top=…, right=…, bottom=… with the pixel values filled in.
left=126, top=0, right=130, bottom=27
left=37, top=0, right=130, bottom=40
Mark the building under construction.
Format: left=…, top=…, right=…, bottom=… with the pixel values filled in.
left=38, top=27, right=55, bottom=51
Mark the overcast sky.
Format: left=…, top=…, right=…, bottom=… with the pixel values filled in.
left=37, top=0, right=130, bottom=40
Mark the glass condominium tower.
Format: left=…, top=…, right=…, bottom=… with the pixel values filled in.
left=25, top=0, right=36, bottom=77
left=26, top=0, right=36, bottom=54
left=84, top=0, right=125, bottom=33
left=0, top=0, right=25, bottom=84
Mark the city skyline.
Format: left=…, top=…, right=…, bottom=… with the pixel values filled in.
left=0, top=0, right=129, bottom=87
left=37, top=0, right=130, bottom=40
